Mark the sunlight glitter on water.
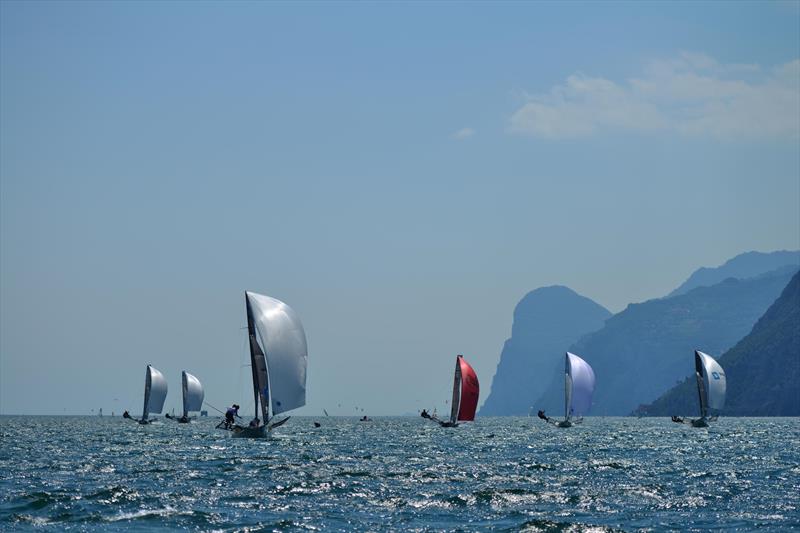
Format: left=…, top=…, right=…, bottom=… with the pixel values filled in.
left=0, top=416, right=798, bottom=531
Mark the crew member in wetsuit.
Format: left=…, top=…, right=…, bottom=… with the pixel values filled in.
left=122, top=410, right=131, bottom=420
left=225, top=404, right=240, bottom=428
left=537, top=410, right=550, bottom=422
left=420, top=409, right=431, bottom=419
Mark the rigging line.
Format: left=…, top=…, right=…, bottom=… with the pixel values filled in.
left=203, top=401, right=227, bottom=416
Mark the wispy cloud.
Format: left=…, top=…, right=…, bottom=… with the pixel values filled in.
left=452, top=127, right=476, bottom=139
left=509, top=52, right=800, bottom=140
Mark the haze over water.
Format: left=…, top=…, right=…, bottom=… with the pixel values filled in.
left=2, top=416, right=798, bottom=531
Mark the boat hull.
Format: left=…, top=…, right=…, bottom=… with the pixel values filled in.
left=231, top=425, right=269, bottom=438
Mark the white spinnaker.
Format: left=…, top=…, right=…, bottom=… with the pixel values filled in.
left=696, top=350, right=726, bottom=414
left=182, top=371, right=204, bottom=416
left=566, top=352, right=595, bottom=418
left=246, top=292, right=308, bottom=415
left=143, top=365, right=168, bottom=421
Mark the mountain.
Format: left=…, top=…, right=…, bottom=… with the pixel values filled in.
left=534, top=266, right=798, bottom=417
left=668, top=250, right=799, bottom=297
left=479, top=286, right=611, bottom=416
left=637, top=272, right=800, bottom=416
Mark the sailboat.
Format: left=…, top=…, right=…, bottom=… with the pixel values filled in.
left=167, top=371, right=204, bottom=423
left=131, top=365, right=168, bottom=424
left=538, top=352, right=595, bottom=428
left=672, top=350, right=726, bottom=428
left=219, top=291, right=308, bottom=438
left=422, top=355, right=479, bottom=427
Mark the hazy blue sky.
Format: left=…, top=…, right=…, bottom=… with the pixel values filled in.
left=2, top=1, right=798, bottom=416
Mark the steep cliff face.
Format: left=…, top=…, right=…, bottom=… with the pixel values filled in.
left=535, top=267, right=797, bottom=417
left=668, top=250, right=799, bottom=297
left=638, top=272, right=800, bottom=416
left=480, top=286, right=610, bottom=416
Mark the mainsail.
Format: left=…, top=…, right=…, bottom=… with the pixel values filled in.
left=449, top=355, right=479, bottom=424
left=695, top=350, right=726, bottom=418
left=565, top=352, right=595, bottom=420
left=245, top=292, right=308, bottom=420
left=181, top=371, right=204, bottom=418
left=142, top=365, right=168, bottom=422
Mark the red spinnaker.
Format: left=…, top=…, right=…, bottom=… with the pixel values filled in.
left=457, top=356, right=480, bottom=421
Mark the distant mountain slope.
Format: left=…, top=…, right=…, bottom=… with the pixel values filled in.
left=638, top=272, right=800, bottom=416
left=479, top=286, right=611, bottom=416
left=534, top=267, right=798, bottom=417
left=668, top=250, right=799, bottom=297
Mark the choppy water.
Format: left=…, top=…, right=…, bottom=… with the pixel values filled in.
left=1, top=416, right=798, bottom=531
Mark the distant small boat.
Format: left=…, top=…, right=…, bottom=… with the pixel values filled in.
left=672, top=350, right=726, bottom=428
left=421, top=355, right=479, bottom=427
left=218, top=291, right=308, bottom=438
left=130, top=365, right=168, bottom=424
left=538, top=352, right=595, bottom=428
left=167, top=371, right=204, bottom=423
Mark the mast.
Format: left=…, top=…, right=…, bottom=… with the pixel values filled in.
left=181, top=371, right=188, bottom=419
left=564, top=354, right=573, bottom=421
left=246, top=293, right=270, bottom=425
left=142, top=365, right=152, bottom=422
left=695, top=351, right=708, bottom=419
left=450, top=356, right=462, bottom=424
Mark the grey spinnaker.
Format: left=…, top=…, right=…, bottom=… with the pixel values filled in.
left=181, top=371, right=204, bottom=418
left=247, top=291, right=308, bottom=416
left=565, top=352, right=595, bottom=420
left=221, top=291, right=308, bottom=438
left=141, top=365, right=168, bottom=422
left=672, top=350, right=726, bottom=427
left=695, top=350, right=726, bottom=417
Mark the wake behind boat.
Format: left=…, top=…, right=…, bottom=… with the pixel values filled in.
left=124, top=365, right=168, bottom=424
left=421, top=355, right=479, bottom=428
left=672, top=350, right=726, bottom=428
left=538, top=352, right=595, bottom=428
left=166, top=371, right=204, bottom=423
left=218, top=291, right=308, bottom=438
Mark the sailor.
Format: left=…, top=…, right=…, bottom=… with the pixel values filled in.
left=671, top=415, right=684, bottom=424
left=420, top=409, right=430, bottom=419
left=225, top=404, right=240, bottom=428
left=537, top=410, right=549, bottom=422
left=122, top=410, right=131, bottom=419
left=249, top=417, right=259, bottom=428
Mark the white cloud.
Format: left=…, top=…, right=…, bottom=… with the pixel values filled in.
left=452, top=127, right=476, bottom=139
left=509, top=53, right=800, bottom=140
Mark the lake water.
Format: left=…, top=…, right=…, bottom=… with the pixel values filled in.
left=1, top=416, right=798, bottom=531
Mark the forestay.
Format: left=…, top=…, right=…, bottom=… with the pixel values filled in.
left=181, top=371, right=204, bottom=417
left=565, top=352, right=595, bottom=420
left=142, top=365, right=168, bottom=422
left=246, top=292, right=308, bottom=416
left=695, top=350, right=726, bottom=417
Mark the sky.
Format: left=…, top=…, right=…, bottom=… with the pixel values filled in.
left=1, top=1, right=798, bottom=416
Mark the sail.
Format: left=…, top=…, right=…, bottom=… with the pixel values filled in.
left=456, top=355, right=479, bottom=422
left=142, top=365, right=168, bottom=421
left=449, top=357, right=462, bottom=423
left=695, top=350, right=726, bottom=417
left=565, top=352, right=595, bottom=419
left=246, top=292, right=308, bottom=415
left=181, top=371, right=204, bottom=417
